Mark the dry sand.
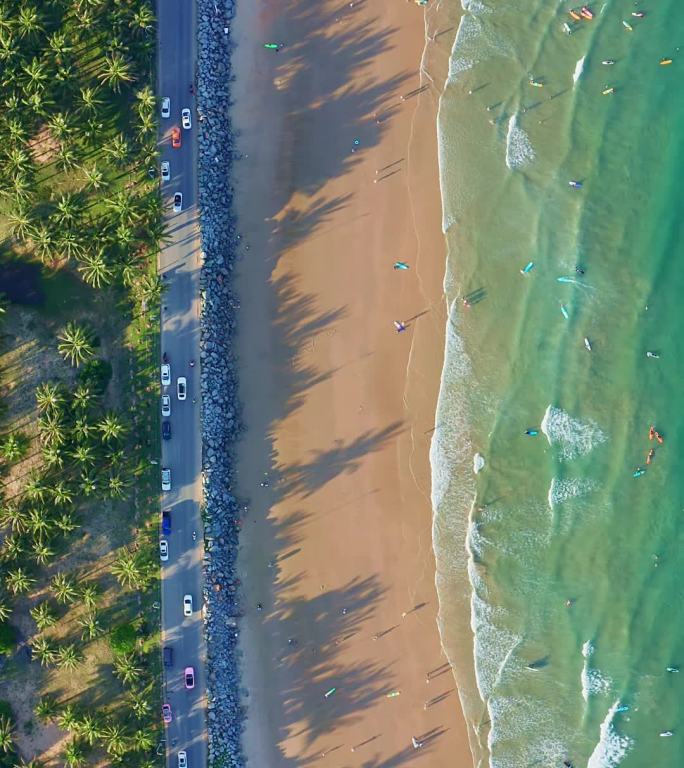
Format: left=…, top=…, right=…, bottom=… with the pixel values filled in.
left=231, top=0, right=471, bottom=765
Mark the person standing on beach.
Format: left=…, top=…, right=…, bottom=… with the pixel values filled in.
left=394, top=320, right=407, bottom=333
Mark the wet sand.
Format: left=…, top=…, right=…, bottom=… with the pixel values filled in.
left=230, top=0, right=471, bottom=765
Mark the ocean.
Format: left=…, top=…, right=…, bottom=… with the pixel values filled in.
left=429, top=0, right=684, bottom=766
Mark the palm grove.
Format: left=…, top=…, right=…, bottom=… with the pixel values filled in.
left=0, top=0, right=166, bottom=764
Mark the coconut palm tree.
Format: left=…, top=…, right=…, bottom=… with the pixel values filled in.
left=0, top=505, right=28, bottom=533
left=130, top=4, right=155, bottom=35
left=6, top=205, right=33, bottom=241
left=72, top=385, right=93, bottom=412
left=0, top=601, right=11, bottom=621
left=107, top=474, right=129, bottom=500
left=57, top=705, right=78, bottom=732
left=5, top=567, right=35, bottom=595
left=112, top=653, right=142, bottom=685
left=72, top=418, right=94, bottom=442
left=0, top=714, right=14, bottom=753
left=78, top=474, right=97, bottom=497
left=127, top=687, right=152, bottom=720
left=79, top=583, right=99, bottom=610
left=35, top=382, right=64, bottom=413
left=78, top=251, right=113, bottom=288
left=111, top=551, right=144, bottom=590
left=54, top=511, right=78, bottom=535
left=98, top=413, right=126, bottom=442
left=56, top=144, right=79, bottom=172
left=29, top=222, right=56, bottom=264
left=48, top=30, right=72, bottom=59
left=101, top=722, right=128, bottom=757
left=130, top=727, right=154, bottom=751
left=41, top=444, right=64, bottom=468
left=80, top=162, right=105, bottom=191
left=70, top=444, right=94, bottom=466
left=53, top=193, right=81, bottom=227
left=13, top=757, right=45, bottom=768
left=1, top=433, right=27, bottom=463
left=77, top=85, right=103, bottom=115
left=1, top=534, right=25, bottom=563
left=77, top=611, right=101, bottom=641
left=35, top=695, right=58, bottom=721
left=57, top=322, right=94, bottom=367
left=30, top=601, right=57, bottom=630
left=74, top=713, right=101, bottom=746
left=98, top=54, right=134, bottom=92
left=31, top=636, right=56, bottom=667
left=27, top=509, right=51, bottom=541
left=38, top=412, right=65, bottom=446
left=51, top=481, right=73, bottom=506
left=61, top=739, right=86, bottom=768
left=51, top=573, right=77, bottom=604
left=32, top=540, right=54, bottom=566
left=56, top=643, right=81, bottom=670
left=16, top=4, right=43, bottom=39
left=22, top=57, right=48, bottom=91
left=5, top=147, right=33, bottom=178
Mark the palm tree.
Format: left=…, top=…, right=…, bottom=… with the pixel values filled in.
left=56, top=643, right=81, bottom=670
left=128, top=688, right=152, bottom=720
left=1, top=433, right=26, bottom=463
left=57, top=705, right=78, bottom=732
left=72, top=385, right=93, bottom=412
left=5, top=567, right=35, bottom=595
left=135, top=85, right=155, bottom=112
left=80, top=163, right=105, bottom=191
left=1, top=534, right=25, bottom=563
left=51, top=573, right=77, bottom=604
left=31, top=601, right=57, bottom=630
left=0, top=714, right=14, bottom=753
left=56, top=144, right=78, bottom=172
left=62, top=738, right=86, bottom=768
left=98, top=413, right=126, bottom=442
left=77, top=612, right=101, bottom=641
left=5, top=147, right=32, bottom=178
left=6, top=118, right=28, bottom=146
left=27, top=508, right=51, bottom=541
left=57, top=322, right=94, bottom=367
left=35, top=695, right=58, bottom=721
left=32, top=541, right=54, bottom=566
left=54, top=512, right=78, bottom=535
left=101, top=722, right=128, bottom=757
left=136, top=273, right=164, bottom=305
left=98, top=54, right=134, bottom=92
left=16, top=4, right=43, bottom=39
left=38, top=412, right=65, bottom=446
left=48, top=30, right=72, bottom=59
left=51, top=481, right=73, bottom=506
left=29, top=222, right=56, bottom=264
left=56, top=230, right=82, bottom=261
left=31, top=636, right=56, bottom=667
left=22, top=58, right=48, bottom=91
left=78, top=251, right=113, bottom=288
left=130, top=727, right=154, bottom=751
left=111, top=551, right=145, bottom=590
left=6, top=205, right=33, bottom=241
left=78, top=86, right=103, bottom=115
left=13, top=758, right=44, bottom=768
left=103, top=134, right=130, bottom=167
left=74, top=713, right=101, bottom=746
left=0, top=505, right=28, bottom=533
left=130, top=4, right=155, bottom=35
left=79, top=583, right=99, bottom=610
left=52, top=193, right=81, bottom=227
left=41, top=444, right=64, bottom=468
left=112, top=653, right=142, bottom=685
left=70, top=444, right=95, bottom=466
left=107, top=474, right=129, bottom=500
left=35, top=382, right=64, bottom=413
left=72, top=418, right=94, bottom=442
left=0, top=599, right=10, bottom=621
left=78, top=474, right=97, bottom=497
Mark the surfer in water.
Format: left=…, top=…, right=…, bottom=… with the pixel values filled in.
left=524, top=429, right=538, bottom=436
left=646, top=351, right=660, bottom=358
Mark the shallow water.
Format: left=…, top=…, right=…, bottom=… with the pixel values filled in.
left=431, top=0, right=684, bottom=765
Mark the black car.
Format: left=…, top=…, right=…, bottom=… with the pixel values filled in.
left=163, top=646, right=173, bottom=667
left=162, top=421, right=171, bottom=440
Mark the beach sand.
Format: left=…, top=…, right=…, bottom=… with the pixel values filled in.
left=230, top=0, right=471, bottom=765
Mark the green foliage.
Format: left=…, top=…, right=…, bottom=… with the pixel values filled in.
left=108, top=623, right=137, bottom=655
left=0, top=624, right=15, bottom=655
left=76, top=358, right=112, bottom=397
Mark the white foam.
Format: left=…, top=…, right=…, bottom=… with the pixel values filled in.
left=505, top=114, right=535, bottom=170
left=541, top=405, right=607, bottom=461
left=587, top=701, right=634, bottom=768
left=474, top=452, right=485, bottom=473
left=548, top=477, right=596, bottom=509
left=573, top=56, right=585, bottom=84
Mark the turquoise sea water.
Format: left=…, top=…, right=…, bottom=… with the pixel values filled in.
left=430, top=1, right=684, bottom=766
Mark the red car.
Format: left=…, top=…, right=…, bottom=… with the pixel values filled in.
left=184, top=666, right=195, bottom=689
left=162, top=703, right=172, bottom=724
left=171, top=126, right=181, bottom=149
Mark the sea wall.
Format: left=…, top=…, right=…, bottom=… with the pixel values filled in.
left=196, top=0, right=246, bottom=765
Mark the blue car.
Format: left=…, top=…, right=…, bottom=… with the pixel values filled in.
left=162, top=509, right=171, bottom=535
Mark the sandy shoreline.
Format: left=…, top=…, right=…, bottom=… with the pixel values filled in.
left=229, top=0, right=470, bottom=765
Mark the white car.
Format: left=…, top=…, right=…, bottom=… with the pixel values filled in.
left=161, top=394, right=171, bottom=417
left=177, top=751, right=187, bottom=768
left=183, top=594, right=193, bottom=616
left=181, top=108, right=192, bottom=129
left=161, top=161, right=170, bottom=182
left=161, top=363, right=171, bottom=386
left=173, top=192, right=182, bottom=213
left=161, top=467, right=171, bottom=491
left=160, top=539, right=169, bottom=561
left=161, top=97, right=171, bottom=119
left=176, top=377, right=187, bottom=401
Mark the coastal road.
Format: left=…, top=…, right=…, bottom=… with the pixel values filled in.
left=157, top=0, right=207, bottom=766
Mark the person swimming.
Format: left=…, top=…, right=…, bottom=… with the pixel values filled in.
left=524, top=429, right=538, bottom=436
left=647, top=448, right=655, bottom=465
left=568, top=180, right=583, bottom=189
left=602, top=59, right=616, bottom=65
left=575, top=265, right=585, bottom=275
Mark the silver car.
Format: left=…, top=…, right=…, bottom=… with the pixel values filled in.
left=173, top=192, right=183, bottom=213
left=181, top=108, right=192, bottom=129
left=183, top=594, right=193, bottom=616
left=161, top=97, right=171, bottom=119
left=176, top=376, right=187, bottom=401
left=161, top=394, right=171, bottom=417
left=177, top=751, right=187, bottom=768
left=161, top=161, right=170, bottom=182
left=161, top=467, right=171, bottom=491
left=159, top=539, right=169, bottom=562
left=161, top=363, right=171, bottom=387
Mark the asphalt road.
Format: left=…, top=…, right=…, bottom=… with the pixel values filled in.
left=157, top=0, right=207, bottom=766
